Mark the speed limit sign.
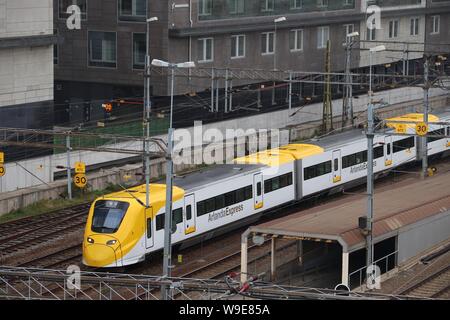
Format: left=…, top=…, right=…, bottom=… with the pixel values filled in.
left=0, top=164, right=5, bottom=177
left=73, top=173, right=87, bottom=188
left=416, top=122, right=428, bottom=136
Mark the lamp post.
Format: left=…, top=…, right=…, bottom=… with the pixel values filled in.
left=343, top=31, right=359, bottom=128
left=143, top=16, right=158, bottom=208
left=366, top=45, right=385, bottom=287
left=151, top=59, right=195, bottom=300
left=272, top=16, right=286, bottom=106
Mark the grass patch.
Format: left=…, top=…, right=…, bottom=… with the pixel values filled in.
left=0, top=183, right=122, bottom=224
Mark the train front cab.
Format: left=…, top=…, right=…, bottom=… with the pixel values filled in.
left=83, top=199, right=128, bottom=268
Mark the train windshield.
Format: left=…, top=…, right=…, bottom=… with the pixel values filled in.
left=91, top=200, right=130, bottom=234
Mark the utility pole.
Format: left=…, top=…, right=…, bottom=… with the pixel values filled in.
left=343, top=32, right=359, bottom=129
left=151, top=59, right=195, bottom=300
left=366, top=45, right=385, bottom=286
left=322, top=40, right=333, bottom=133
left=422, top=55, right=430, bottom=180
left=66, top=134, right=72, bottom=200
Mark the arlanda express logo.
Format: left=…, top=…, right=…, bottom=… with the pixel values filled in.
left=208, top=204, right=244, bottom=222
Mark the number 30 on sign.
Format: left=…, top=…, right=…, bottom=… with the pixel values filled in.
left=415, top=122, right=428, bottom=136
left=74, top=173, right=87, bottom=188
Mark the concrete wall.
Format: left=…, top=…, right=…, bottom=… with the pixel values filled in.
left=0, top=0, right=54, bottom=108
left=397, top=211, right=450, bottom=264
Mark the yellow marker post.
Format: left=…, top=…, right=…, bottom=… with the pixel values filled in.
left=75, top=161, right=86, bottom=174
left=0, top=164, right=4, bottom=177
left=73, top=173, right=87, bottom=188
left=178, top=254, right=183, bottom=264
left=395, top=123, right=407, bottom=134
left=415, top=122, right=428, bottom=136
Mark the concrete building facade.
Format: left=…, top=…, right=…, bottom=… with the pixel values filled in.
left=52, top=0, right=450, bottom=123
left=0, top=0, right=55, bottom=129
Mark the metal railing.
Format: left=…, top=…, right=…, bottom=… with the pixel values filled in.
left=348, top=250, right=398, bottom=290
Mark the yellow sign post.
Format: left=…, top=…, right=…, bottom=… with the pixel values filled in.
left=395, top=123, right=407, bottom=134
left=74, top=173, right=87, bottom=188
left=415, top=122, right=428, bottom=136
left=75, top=161, right=86, bottom=174
left=0, top=152, right=4, bottom=177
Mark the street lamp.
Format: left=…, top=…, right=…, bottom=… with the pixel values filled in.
left=366, top=44, right=385, bottom=288
left=143, top=16, right=158, bottom=208
left=343, top=31, right=359, bottom=128
left=272, top=16, right=286, bottom=105
left=151, top=58, right=195, bottom=300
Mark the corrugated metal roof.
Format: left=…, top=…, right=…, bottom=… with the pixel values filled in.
left=255, top=171, right=450, bottom=251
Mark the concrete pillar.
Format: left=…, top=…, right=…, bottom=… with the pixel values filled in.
left=297, top=240, right=303, bottom=266
left=341, top=251, right=349, bottom=287
left=271, top=238, right=276, bottom=281
left=240, top=230, right=250, bottom=284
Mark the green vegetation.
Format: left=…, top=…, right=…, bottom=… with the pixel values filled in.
left=0, top=183, right=122, bottom=224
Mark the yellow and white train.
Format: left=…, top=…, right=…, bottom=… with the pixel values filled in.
left=83, top=113, right=450, bottom=267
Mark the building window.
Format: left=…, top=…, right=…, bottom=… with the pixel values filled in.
left=344, top=24, right=354, bottom=37
left=199, top=0, right=212, bottom=16
left=231, top=35, right=245, bottom=58
left=317, top=0, right=328, bottom=8
left=228, top=0, right=245, bottom=14
left=88, top=31, right=117, bottom=68
left=133, top=33, right=146, bottom=69
left=118, top=0, right=146, bottom=22
left=410, top=18, right=419, bottom=36
left=261, top=0, right=274, bottom=12
left=431, top=15, right=440, bottom=34
left=54, top=29, right=58, bottom=65
left=389, top=20, right=399, bottom=39
left=317, top=26, right=329, bottom=49
left=367, top=27, right=376, bottom=41
left=289, top=29, right=303, bottom=52
left=59, top=0, right=87, bottom=20
left=198, top=38, right=214, bottom=62
left=261, top=32, right=274, bottom=55
left=290, top=0, right=303, bottom=9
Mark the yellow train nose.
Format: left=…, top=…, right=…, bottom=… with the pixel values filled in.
left=83, top=244, right=119, bottom=268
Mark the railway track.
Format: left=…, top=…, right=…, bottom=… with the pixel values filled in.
left=399, top=264, right=450, bottom=299
left=0, top=203, right=90, bottom=265
left=17, top=244, right=82, bottom=269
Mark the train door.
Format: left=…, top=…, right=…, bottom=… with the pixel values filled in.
left=184, top=194, right=196, bottom=235
left=384, top=136, right=393, bottom=166
left=145, top=207, right=154, bottom=249
left=332, top=150, right=341, bottom=183
left=253, top=173, right=264, bottom=209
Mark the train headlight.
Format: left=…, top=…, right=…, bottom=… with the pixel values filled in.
left=106, top=240, right=117, bottom=246
left=87, top=237, right=94, bottom=244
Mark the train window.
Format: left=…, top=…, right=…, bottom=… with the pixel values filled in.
left=147, top=218, right=152, bottom=239
left=374, top=146, right=384, bottom=159
left=304, top=161, right=332, bottom=180
left=387, top=143, right=391, bottom=155
left=197, top=201, right=206, bottom=217
left=271, top=177, right=280, bottom=191
left=428, top=128, right=445, bottom=143
left=173, top=208, right=183, bottom=225
left=206, top=198, right=215, bottom=213
left=156, top=214, right=164, bottom=231
left=393, top=137, right=415, bottom=153
left=235, top=188, right=245, bottom=203
left=91, top=200, right=130, bottom=234
left=215, top=195, right=225, bottom=210
left=245, top=185, right=253, bottom=200
left=334, top=158, right=338, bottom=171
left=264, top=173, right=293, bottom=194
left=225, top=192, right=235, bottom=207
left=186, top=205, right=192, bottom=220
left=264, top=180, right=272, bottom=193
left=257, top=182, right=262, bottom=196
